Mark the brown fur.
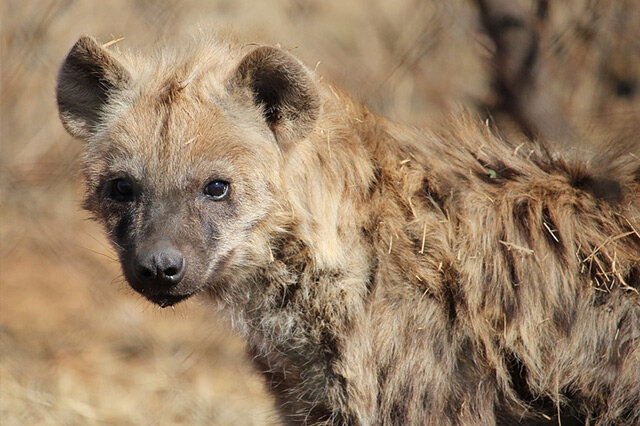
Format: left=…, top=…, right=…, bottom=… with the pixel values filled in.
left=56, top=35, right=640, bottom=425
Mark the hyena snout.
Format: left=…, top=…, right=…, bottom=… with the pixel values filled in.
left=132, top=244, right=186, bottom=289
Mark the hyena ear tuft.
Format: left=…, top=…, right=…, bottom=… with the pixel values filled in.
left=232, top=46, right=320, bottom=146
left=56, top=36, right=131, bottom=140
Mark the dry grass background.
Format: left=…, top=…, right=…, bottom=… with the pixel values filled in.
left=0, top=1, right=637, bottom=425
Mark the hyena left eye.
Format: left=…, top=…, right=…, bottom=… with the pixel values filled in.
left=203, top=180, right=230, bottom=201
left=110, top=178, right=135, bottom=201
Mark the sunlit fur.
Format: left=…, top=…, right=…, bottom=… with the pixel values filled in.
left=57, top=35, right=640, bottom=425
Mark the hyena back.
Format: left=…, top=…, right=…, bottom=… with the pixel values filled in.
left=56, top=36, right=640, bottom=425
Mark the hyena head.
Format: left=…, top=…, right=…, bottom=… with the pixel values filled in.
left=56, top=36, right=320, bottom=307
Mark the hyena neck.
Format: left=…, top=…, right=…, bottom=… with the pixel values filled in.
left=212, top=85, right=379, bottom=319
left=241, top=86, right=379, bottom=331
left=221, top=89, right=381, bottom=421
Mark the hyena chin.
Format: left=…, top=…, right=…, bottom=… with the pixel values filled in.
left=57, top=36, right=640, bottom=425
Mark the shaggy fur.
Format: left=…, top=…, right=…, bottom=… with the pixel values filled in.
left=56, top=36, right=640, bottom=425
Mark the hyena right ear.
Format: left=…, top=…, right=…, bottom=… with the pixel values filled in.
left=231, top=46, right=321, bottom=147
left=56, top=36, right=131, bottom=140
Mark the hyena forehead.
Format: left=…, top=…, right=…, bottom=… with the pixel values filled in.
left=58, top=36, right=320, bottom=190
left=95, top=91, right=281, bottom=187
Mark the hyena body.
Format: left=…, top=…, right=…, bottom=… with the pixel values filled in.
left=57, top=37, right=640, bottom=425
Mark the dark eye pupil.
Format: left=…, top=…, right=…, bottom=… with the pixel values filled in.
left=204, top=180, right=229, bottom=200
left=115, top=179, right=133, bottom=196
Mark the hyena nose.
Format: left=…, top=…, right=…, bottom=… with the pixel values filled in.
left=133, top=246, right=186, bottom=287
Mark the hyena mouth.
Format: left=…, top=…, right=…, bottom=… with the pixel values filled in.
left=122, top=269, right=201, bottom=308
left=145, top=292, right=195, bottom=308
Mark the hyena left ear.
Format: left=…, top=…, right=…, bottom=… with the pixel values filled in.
left=56, top=36, right=131, bottom=140
left=231, top=46, right=320, bottom=147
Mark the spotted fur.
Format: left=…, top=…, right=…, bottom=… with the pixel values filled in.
left=57, top=36, right=640, bottom=425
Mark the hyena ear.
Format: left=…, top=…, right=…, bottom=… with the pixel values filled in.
left=56, top=36, right=131, bottom=140
left=231, top=46, right=320, bottom=146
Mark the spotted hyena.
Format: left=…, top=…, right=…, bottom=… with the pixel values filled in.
left=56, top=36, right=640, bottom=425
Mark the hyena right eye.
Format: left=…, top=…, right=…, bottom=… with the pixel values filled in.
left=203, top=180, right=230, bottom=201
left=109, top=178, right=135, bottom=202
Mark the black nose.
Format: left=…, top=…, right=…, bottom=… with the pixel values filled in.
left=133, top=245, right=186, bottom=287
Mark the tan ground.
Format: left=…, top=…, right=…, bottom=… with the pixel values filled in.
left=1, top=1, right=637, bottom=425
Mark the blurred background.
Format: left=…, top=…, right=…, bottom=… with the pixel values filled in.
left=1, top=1, right=638, bottom=425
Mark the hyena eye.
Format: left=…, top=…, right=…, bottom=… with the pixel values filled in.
left=203, top=180, right=230, bottom=200
left=110, top=178, right=135, bottom=201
